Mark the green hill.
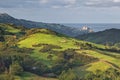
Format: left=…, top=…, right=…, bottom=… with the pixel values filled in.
left=0, top=24, right=120, bottom=80
left=76, top=28, right=120, bottom=45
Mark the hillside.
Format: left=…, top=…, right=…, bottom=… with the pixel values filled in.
left=0, top=24, right=120, bottom=80
left=76, top=28, right=120, bottom=45
left=0, top=13, right=92, bottom=37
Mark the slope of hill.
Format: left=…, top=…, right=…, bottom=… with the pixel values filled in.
left=76, top=28, right=120, bottom=45
left=0, top=24, right=120, bottom=80
left=0, top=13, right=93, bottom=37
left=18, top=27, right=120, bottom=78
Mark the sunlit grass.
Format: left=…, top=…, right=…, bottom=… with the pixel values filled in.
left=18, top=33, right=79, bottom=50
left=86, top=61, right=111, bottom=72
left=77, top=50, right=120, bottom=67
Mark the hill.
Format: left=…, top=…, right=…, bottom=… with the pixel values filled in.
left=0, top=23, right=26, bottom=42
left=0, top=13, right=93, bottom=37
left=76, top=28, right=120, bottom=45
left=0, top=24, right=120, bottom=80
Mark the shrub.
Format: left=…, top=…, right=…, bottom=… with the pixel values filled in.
left=9, top=62, right=23, bottom=75
left=59, top=69, right=78, bottom=80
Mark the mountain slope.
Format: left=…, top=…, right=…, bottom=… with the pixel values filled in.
left=0, top=13, right=92, bottom=37
left=18, top=26, right=120, bottom=74
left=18, top=27, right=120, bottom=78
left=76, top=28, right=120, bottom=45
left=1, top=24, right=120, bottom=80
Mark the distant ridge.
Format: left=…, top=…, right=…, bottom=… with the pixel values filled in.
left=0, top=13, right=93, bottom=37
left=0, top=13, right=15, bottom=19
left=76, top=28, right=120, bottom=45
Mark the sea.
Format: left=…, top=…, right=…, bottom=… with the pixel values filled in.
left=62, top=23, right=120, bottom=32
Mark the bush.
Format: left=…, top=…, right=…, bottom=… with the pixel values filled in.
left=9, top=62, right=23, bottom=75
left=59, top=69, right=78, bottom=80
left=83, top=68, right=120, bottom=80
left=22, top=57, right=49, bottom=75
left=0, top=74, right=14, bottom=80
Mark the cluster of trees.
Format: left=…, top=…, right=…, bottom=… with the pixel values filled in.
left=0, top=27, right=5, bottom=42
left=97, top=45, right=120, bottom=53
left=0, top=74, right=15, bottom=80
left=75, top=41, right=120, bottom=53
left=40, top=45, right=61, bottom=53
left=26, top=28, right=56, bottom=36
left=22, top=56, right=49, bottom=75
left=75, top=42, right=96, bottom=50
left=83, top=68, right=120, bottom=80
left=51, top=49, right=98, bottom=75
left=0, top=54, right=23, bottom=80
left=0, top=45, right=49, bottom=79
left=59, top=69, right=78, bottom=80
left=58, top=68, right=120, bottom=80
left=33, top=43, right=62, bottom=49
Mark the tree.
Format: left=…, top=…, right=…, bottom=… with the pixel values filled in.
left=47, top=54, right=53, bottom=61
left=59, top=69, right=78, bottom=80
left=9, top=62, right=23, bottom=75
left=0, top=74, right=14, bottom=80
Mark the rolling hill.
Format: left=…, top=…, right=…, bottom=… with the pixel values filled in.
left=0, top=13, right=93, bottom=37
left=0, top=23, right=120, bottom=80
left=76, top=28, right=120, bottom=45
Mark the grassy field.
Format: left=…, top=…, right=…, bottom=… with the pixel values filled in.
left=86, top=61, right=111, bottom=72
left=18, top=33, right=79, bottom=50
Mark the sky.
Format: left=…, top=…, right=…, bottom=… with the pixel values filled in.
left=0, top=0, right=120, bottom=23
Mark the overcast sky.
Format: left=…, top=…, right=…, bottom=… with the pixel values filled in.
left=0, top=0, right=120, bottom=23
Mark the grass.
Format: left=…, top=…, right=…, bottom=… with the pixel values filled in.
left=95, top=49, right=120, bottom=58
left=31, top=49, right=58, bottom=66
left=74, top=49, right=120, bottom=77
left=15, top=72, right=58, bottom=80
left=77, top=50, right=120, bottom=67
left=5, top=26, right=20, bottom=33
left=73, top=61, right=111, bottom=78
left=86, top=61, right=111, bottom=72
left=18, top=33, right=79, bottom=50
left=0, top=24, right=21, bottom=33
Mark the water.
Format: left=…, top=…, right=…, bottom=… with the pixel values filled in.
left=63, top=23, right=120, bottom=32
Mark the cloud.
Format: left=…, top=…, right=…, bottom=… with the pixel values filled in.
left=113, top=0, right=120, bottom=2
left=39, top=0, right=77, bottom=8
left=84, top=0, right=120, bottom=7
left=0, top=0, right=40, bottom=8
left=38, top=0, right=120, bottom=8
left=0, top=0, right=120, bottom=9
left=39, top=0, right=48, bottom=4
